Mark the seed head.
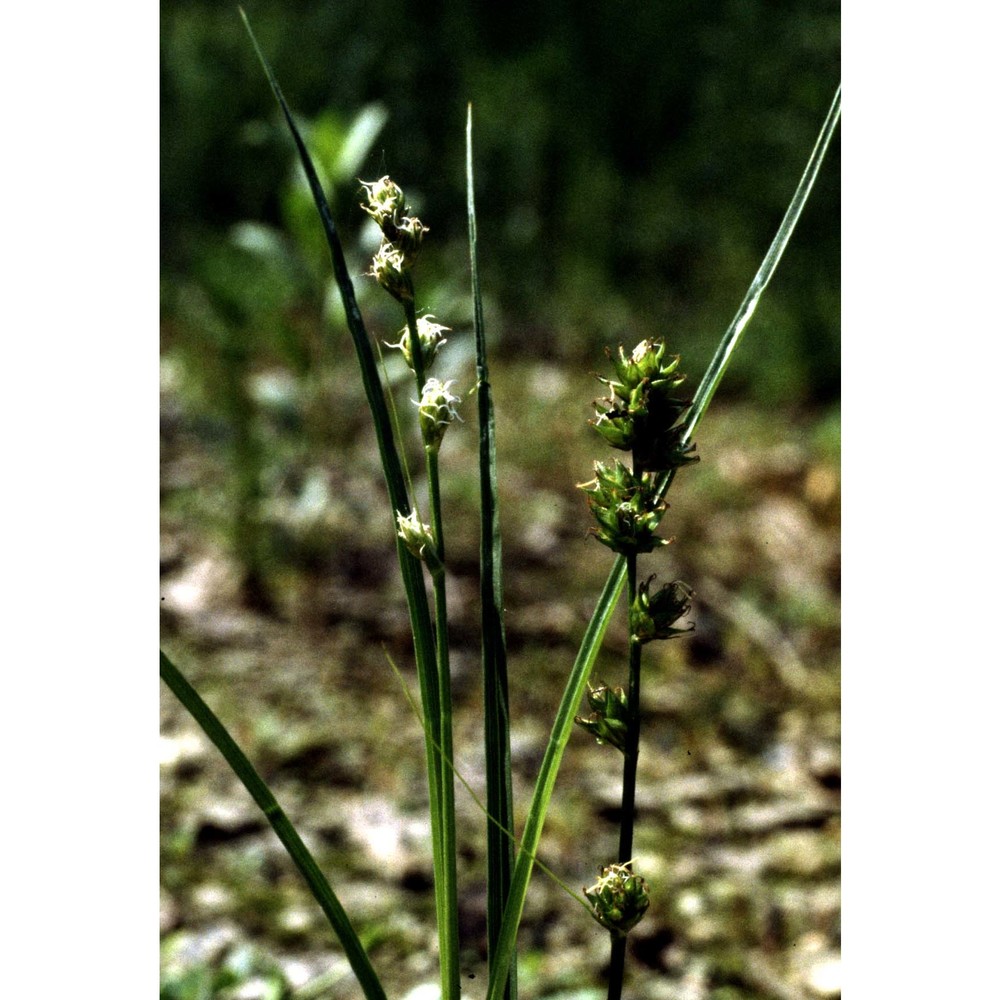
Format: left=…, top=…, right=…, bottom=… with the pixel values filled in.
left=574, top=682, right=630, bottom=754
left=416, top=378, right=463, bottom=452
left=591, top=338, right=698, bottom=472
left=386, top=315, right=450, bottom=372
left=590, top=407, right=636, bottom=451
left=360, top=176, right=407, bottom=234
left=631, top=577, right=694, bottom=643
left=580, top=460, right=669, bottom=555
left=369, top=242, right=414, bottom=302
left=393, top=215, right=428, bottom=259
left=601, top=339, right=685, bottom=402
left=396, top=508, right=434, bottom=560
left=584, top=863, right=650, bottom=937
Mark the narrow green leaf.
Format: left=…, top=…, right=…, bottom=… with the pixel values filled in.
left=237, top=9, right=411, bottom=533
left=485, top=84, right=842, bottom=1000
left=678, top=84, right=842, bottom=449
left=238, top=11, right=456, bottom=995
left=159, top=650, right=388, bottom=1000
left=606, top=555, right=642, bottom=1000
left=468, top=104, right=517, bottom=1000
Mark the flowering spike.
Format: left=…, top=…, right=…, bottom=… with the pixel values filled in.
left=584, top=863, right=650, bottom=937
left=579, top=460, right=669, bottom=555
left=393, top=215, right=427, bottom=259
left=386, top=315, right=450, bottom=372
left=360, top=176, right=407, bottom=235
left=396, top=508, right=434, bottom=559
left=361, top=175, right=428, bottom=297
left=574, top=682, right=631, bottom=753
left=591, top=338, right=699, bottom=473
left=416, top=378, right=462, bottom=452
left=368, top=242, right=414, bottom=302
left=631, top=577, right=694, bottom=643
left=589, top=406, right=636, bottom=451
left=395, top=509, right=443, bottom=575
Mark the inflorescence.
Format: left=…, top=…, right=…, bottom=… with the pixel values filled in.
left=575, top=335, right=700, bottom=937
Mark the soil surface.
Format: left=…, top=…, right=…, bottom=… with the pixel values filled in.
left=161, top=357, right=840, bottom=1000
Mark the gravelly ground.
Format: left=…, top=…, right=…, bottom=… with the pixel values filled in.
left=161, top=358, right=840, bottom=1000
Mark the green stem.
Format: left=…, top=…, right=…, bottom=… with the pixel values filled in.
left=607, top=938, right=627, bottom=1000
left=159, top=650, right=387, bottom=1000
left=618, top=556, right=642, bottom=865
left=607, top=554, right=641, bottom=1000
left=384, top=644, right=590, bottom=913
left=426, top=448, right=446, bottom=564
left=485, top=560, right=627, bottom=1000
left=403, top=294, right=459, bottom=1000
left=426, top=443, right=461, bottom=1000
left=403, top=301, right=428, bottom=394
left=468, top=104, right=517, bottom=1000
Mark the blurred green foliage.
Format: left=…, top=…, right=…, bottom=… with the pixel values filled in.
left=161, top=0, right=839, bottom=403
left=161, top=1, right=839, bottom=602
left=161, top=933, right=293, bottom=1000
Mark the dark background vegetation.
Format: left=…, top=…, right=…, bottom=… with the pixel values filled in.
left=161, top=3, right=840, bottom=998
left=162, top=0, right=839, bottom=403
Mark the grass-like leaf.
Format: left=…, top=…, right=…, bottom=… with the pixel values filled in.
left=468, top=104, right=517, bottom=1000
left=159, top=650, right=388, bottom=1000
left=239, top=11, right=459, bottom=995
left=678, top=84, right=842, bottom=449
left=484, top=83, right=842, bottom=1000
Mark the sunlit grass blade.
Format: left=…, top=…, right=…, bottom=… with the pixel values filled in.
left=159, top=650, right=388, bottom=1000
left=239, top=10, right=458, bottom=996
left=468, top=104, right=517, bottom=1000
left=678, top=83, right=842, bottom=450
left=484, top=83, right=842, bottom=1000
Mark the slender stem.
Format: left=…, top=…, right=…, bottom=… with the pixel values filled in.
left=607, top=938, right=627, bottom=1000
left=606, top=553, right=642, bottom=1000
left=617, top=555, right=642, bottom=865
left=468, top=104, right=517, bottom=1000
left=486, top=559, right=627, bottom=1000
left=403, top=295, right=460, bottom=1000
left=160, top=650, right=388, bottom=1000
left=384, top=645, right=591, bottom=911
left=425, top=444, right=461, bottom=1000
left=424, top=451, right=443, bottom=558
left=374, top=338, right=417, bottom=502
left=404, top=300, right=428, bottom=393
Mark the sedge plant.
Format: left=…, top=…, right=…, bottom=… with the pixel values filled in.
left=161, top=13, right=841, bottom=999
